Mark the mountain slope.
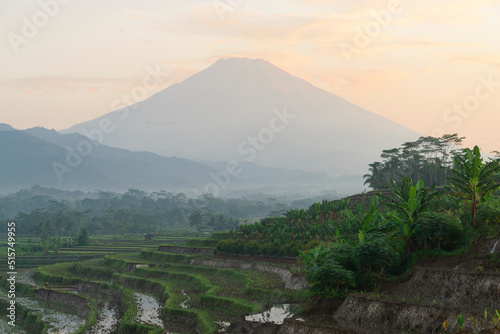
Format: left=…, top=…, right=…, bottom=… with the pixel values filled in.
left=1, top=126, right=348, bottom=195
left=0, top=128, right=216, bottom=193
left=0, top=123, right=15, bottom=131
left=63, top=58, right=419, bottom=176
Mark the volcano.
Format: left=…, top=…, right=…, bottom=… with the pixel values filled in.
left=63, top=57, right=419, bottom=176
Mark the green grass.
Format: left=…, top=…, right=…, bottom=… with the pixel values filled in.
left=139, top=250, right=194, bottom=263
left=33, top=262, right=83, bottom=286
left=0, top=300, right=48, bottom=334
left=6, top=235, right=307, bottom=334
left=186, top=238, right=219, bottom=247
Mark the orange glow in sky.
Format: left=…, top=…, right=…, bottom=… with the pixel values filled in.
left=1, top=0, right=499, bottom=152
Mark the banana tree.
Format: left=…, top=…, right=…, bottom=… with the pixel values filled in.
left=447, top=146, right=500, bottom=228
left=383, top=177, right=442, bottom=252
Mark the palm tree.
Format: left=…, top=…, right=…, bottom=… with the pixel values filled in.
left=447, top=146, right=500, bottom=228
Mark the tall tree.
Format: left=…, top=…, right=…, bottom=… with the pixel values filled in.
left=364, top=134, right=464, bottom=189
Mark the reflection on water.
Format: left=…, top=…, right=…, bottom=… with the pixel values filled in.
left=215, top=321, right=230, bottom=333
left=1, top=286, right=85, bottom=333
left=86, top=302, right=120, bottom=334
left=245, top=304, right=296, bottom=325
left=0, top=319, right=26, bottom=334
left=133, top=292, right=164, bottom=328
left=180, top=290, right=190, bottom=309
left=15, top=296, right=85, bottom=334
left=17, top=270, right=37, bottom=287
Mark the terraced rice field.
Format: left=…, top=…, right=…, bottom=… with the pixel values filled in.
left=0, top=236, right=193, bottom=271
left=0, top=236, right=309, bottom=334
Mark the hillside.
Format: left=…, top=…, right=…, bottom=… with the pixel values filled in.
left=0, top=128, right=214, bottom=193
left=1, top=126, right=352, bottom=195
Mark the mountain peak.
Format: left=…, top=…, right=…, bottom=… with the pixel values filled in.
left=214, top=57, right=270, bottom=65
left=207, top=57, right=288, bottom=74
left=179, top=57, right=295, bottom=93
left=63, top=58, right=419, bottom=176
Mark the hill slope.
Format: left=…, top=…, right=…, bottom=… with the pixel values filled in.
left=0, top=128, right=215, bottom=193
left=1, top=126, right=348, bottom=195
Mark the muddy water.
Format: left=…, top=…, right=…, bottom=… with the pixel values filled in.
left=133, top=292, right=164, bottom=328
left=0, top=289, right=85, bottom=334
left=86, top=302, right=120, bottom=334
left=215, top=321, right=231, bottom=333
left=16, top=296, right=85, bottom=333
left=17, top=269, right=37, bottom=287
left=245, top=304, right=296, bottom=325
left=180, top=290, right=190, bottom=309
left=0, top=319, right=27, bottom=333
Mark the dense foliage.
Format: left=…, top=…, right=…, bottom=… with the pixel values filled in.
left=363, top=134, right=464, bottom=189
left=0, top=189, right=298, bottom=238
left=447, top=145, right=500, bottom=227
left=214, top=141, right=500, bottom=299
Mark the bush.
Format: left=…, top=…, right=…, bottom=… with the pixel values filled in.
left=414, top=213, right=463, bottom=250
left=244, top=241, right=260, bottom=255
left=299, top=245, right=356, bottom=297
left=233, top=239, right=245, bottom=253
left=329, top=242, right=356, bottom=271
left=303, top=239, right=321, bottom=251
left=306, top=259, right=355, bottom=297
left=353, top=237, right=400, bottom=274
left=354, top=271, right=378, bottom=291
left=478, top=198, right=500, bottom=226
left=260, top=241, right=282, bottom=256
left=216, top=239, right=235, bottom=253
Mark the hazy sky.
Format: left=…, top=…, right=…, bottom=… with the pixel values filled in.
left=1, top=0, right=499, bottom=151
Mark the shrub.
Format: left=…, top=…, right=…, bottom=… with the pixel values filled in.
left=299, top=245, right=356, bottom=297
left=233, top=239, right=245, bottom=254
left=216, top=239, right=234, bottom=253
left=354, top=271, right=378, bottom=291
left=478, top=198, right=500, bottom=226
left=414, top=213, right=463, bottom=250
left=329, top=242, right=356, bottom=271
left=303, top=239, right=321, bottom=251
left=353, top=237, right=400, bottom=274
left=244, top=241, right=260, bottom=255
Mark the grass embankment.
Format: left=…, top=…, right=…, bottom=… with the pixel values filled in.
left=33, top=262, right=84, bottom=286
left=0, top=235, right=191, bottom=271
left=0, top=300, right=48, bottom=334
left=139, top=250, right=194, bottom=263
left=185, top=238, right=219, bottom=248
left=0, top=274, right=99, bottom=334
left=32, top=250, right=308, bottom=333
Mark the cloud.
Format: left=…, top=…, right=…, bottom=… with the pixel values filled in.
left=448, top=55, right=500, bottom=68
left=0, top=77, right=137, bottom=94
left=306, top=67, right=412, bottom=94
left=290, top=0, right=498, bottom=25
left=401, top=0, right=499, bottom=25
left=0, top=69, right=192, bottom=95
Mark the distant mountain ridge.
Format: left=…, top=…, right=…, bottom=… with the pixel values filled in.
left=0, top=123, right=15, bottom=131
left=1, top=125, right=353, bottom=195
left=0, top=127, right=212, bottom=193
left=63, top=57, right=419, bottom=176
